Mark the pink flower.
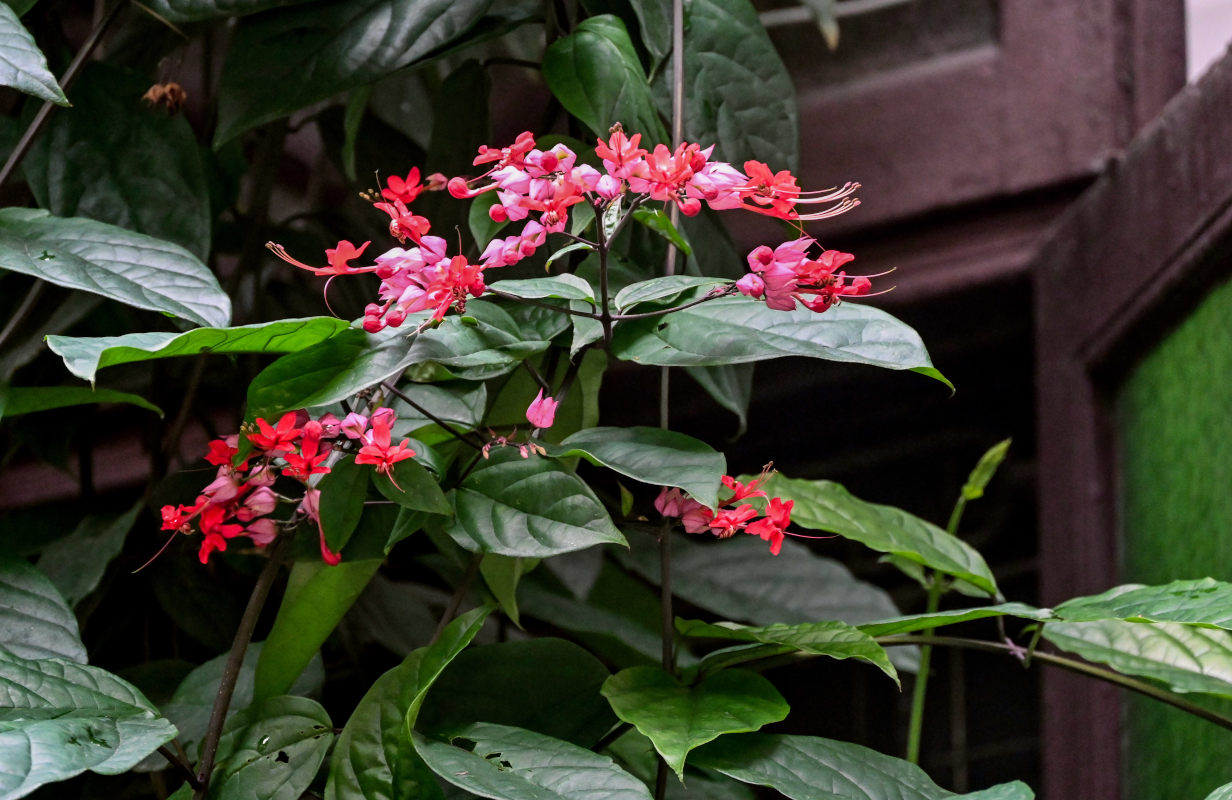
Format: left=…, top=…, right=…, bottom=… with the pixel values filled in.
left=525, top=390, right=559, bottom=429
left=355, top=410, right=416, bottom=487
left=746, top=497, right=792, bottom=556
left=299, top=489, right=341, bottom=566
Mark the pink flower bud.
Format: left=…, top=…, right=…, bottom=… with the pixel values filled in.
left=525, top=389, right=558, bottom=429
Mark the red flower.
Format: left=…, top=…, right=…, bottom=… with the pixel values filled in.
left=746, top=497, right=793, bottom=556
left=381, top=167, right=426, bottom=204
left=354, top=410, right=416, bottom=488
left=248, top=412, right=302, bottom=456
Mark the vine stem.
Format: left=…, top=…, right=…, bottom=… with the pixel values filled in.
left=193, top=535, right=290, bottom=798
left=878, top=634, right=1232, bottom=733
left=430, top=552, right=483, bottom=645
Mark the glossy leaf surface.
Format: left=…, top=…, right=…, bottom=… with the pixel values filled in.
left=752, top=475, right=998, bottom=596
left=692, top=734, right=1035, bottom=799
left=0, top=385, right=161, bottom=419
left=47, top=318, right=347, bottom=382
left=1054, top=579, right=1232, bottom=630
left=35, top=506, right=139, bottom=608
left=542, top=15, right=667, bottom=142
left=602, top=666, right=788, bottom=778
left=0, top=3, right=66, bottom=104
left=544, top=426, right=725, bottom=509
left=856, top=603, right=1052, bottom=637
left=0, top=208, right=229, bottom=328
left=0, top=554, right=85, bottom=663
left=445, top=450, right=625, bottom=557
left=488, top=275, right=597, bottom=304
left=0, top=648, right=177, bottom=798
left=415, top=722, right=652, bottom=800
left=209, top=695, right=333, bottom=800
left=611, top=295, right=949, bottom=387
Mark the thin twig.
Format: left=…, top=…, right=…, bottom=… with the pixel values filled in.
left=157, top=745, right=200, bottom=789
left=194, top=537, right=289, bottom=797
left=430, top=552, right=483, bottom=645
left=592, top=721, right=633, bottom=753
left=381, top=382, right=485, bottom=452
left=0, top=280, right=45, bottom=353
left=521, top=359, right=551, bottom=392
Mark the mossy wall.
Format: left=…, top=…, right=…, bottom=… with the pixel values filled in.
left=1116, top=273, right=1232, bottom=800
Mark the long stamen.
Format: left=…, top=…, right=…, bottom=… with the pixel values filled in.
left=793, top=182, right=861, bottom=203
left=266, top=241, right=319, bottom=272
left=796, top=198, right=860, bottom=221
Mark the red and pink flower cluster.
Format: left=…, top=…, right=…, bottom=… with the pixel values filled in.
left=160, top=408, right=415, bottom=565
left=269, top=124, right=871, bottom=334
left=655, top=473, right=795, bottom=555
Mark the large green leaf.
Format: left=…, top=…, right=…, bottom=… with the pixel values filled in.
left=1042, top=620, right=1232, bottom=697
left=488, top=275, right=597, bottom=305
left=0, top=3, right=66, bottom=104
left=415, top=722, right=653, bottom=800
left=684, top=364, right=753, bottom=436
left=752, top=475, right=998, bottom=597
left=209, top=695, right=333, bottom=800
left=246, top=301, right=565, bottom=420
left=216, top=0, right=494, bottom=144
left=315, top=455, right=371, bottom=552
left=253, top=557, right=381, bottom=703
left=653, top=0, right=798, bottom=170
left=677, top=619, right=898, bottom=686
left=611, top=295, right=950, bottom=387
left=614, top=276, right=728, bottom=312
left=326, top=606, right=490, bottom=800
left=602, top=666, right=788, bottom=779
left=619, top=530, right=903, bottom=628
left=24, top=63, right=211, bottom=259
left=0, top=385, right=161, bottom=419
left=389, top=380, right=487, bottom=444
left=542, top=15, right=667, bottom=143
left=856, top=603, right=1052, bottom=638
left=373, top=457, right=451, bottom=515
left=418, top=639, right=615, bottom=747
left=1054, top=579, right=1232, bottom=630
left=1203, top=782, right=1232, bottom=800
left=0, top=553, right=85, bottom=663
left=0, top=208, right=229, bottom=328
left=544, top=426, right=725, bottom=509
left=477, top=553, right=533, bottom=626
left=135, top=642, right=323, bottom=771
left=142, top=0, right=314, bottom=22
left=444, top=450, right=625, bottom=557
left=692, top=733, right=1035, bottom=799
left=47, top=317, right=347, bottom=383
left=0, top=647, right=178, bottom=798
left=35, top=505, right=139, bottom=608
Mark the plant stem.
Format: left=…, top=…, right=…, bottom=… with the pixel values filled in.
left=0, top=0, right=126, bottom=190
left=878, top=634, right=1232, bottom=733
left=193, top=536, right=289, bottom=798
left=381, top=381, right=485, bottom=452
left=0, top=279, right=45, bottom=353
left=157, top=745, right=200, bottom=789
left=430, top=552, right=483, bottom=645
left=904, top=574, right=943, bottom=763
left=659, top=519, right=676, bottom=672
left=611, top=287, right=736, bottom=320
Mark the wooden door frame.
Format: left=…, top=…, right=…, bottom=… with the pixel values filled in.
left=1033, top=46, right=1232, bottom=800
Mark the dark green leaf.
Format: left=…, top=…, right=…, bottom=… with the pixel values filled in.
left=614, top=276, right=727, bottom=311
left=962, top=439, right=1011, bottom=501
left=342, top=85, right=372, bottom=181
left=326, top=606, right=490, bottom=800
left=1203, top=782, right=1232, bottom=800
left=0, top=553, right=85, bottom=663
left=136, top=642, right=323, bottom=770
left=418, top=638, right=615, bottom=747
left=542, top=15, right=667, bottom=143
left=36, top=505, right=139, bottom=607
left=1042, top=620, right=1232, bottom=697
left=317, top=456, right=369, bottom=551
left=488, top=274, right=597, bottom=304
left=25, top=64, right=212, bottom=258
left=216, top=0, right=495, bottom=144
left=544, top=426, right=725, bottom=508
left=546, top=241, right=597, bottom=271
left=253, top=558, right=381, bottom=702
left=477, top=553, right=534, bottom=627
left=210, top=695, right=333, bottom=800
left=415, top=722, right=652, bottom=800
left=632, top=208, right=691, bottom=254
left=1053, top=579, right=1232, bottom=630
left=0, top=208, right=229, bottom=328
left=855, top=603, right=1051, bottom=638
left=385, top=508, right=428, bottom=553
left=445, top=449, right=625, bottom=557
left=0, top=385, right=161, bottom=419
left=0, top=3, right=66, bottom=104
left=751, top=475, right=998, bottom=596
left=654, top=0, right=798, bottom=170
left=602, top=666, right=788, bottom=779
left=141, top=0, right=314, bottom=22
left=46, top=317, right=349, bottom=383
left=246, top=302, right=564, bottom=420
left=374, top=457, right=451, bottom=515
left=677, top=619, right=898, bottom=686
left=611, top=295, right=950, bottom=388
left=683, top=364, right=752, bottom=436
left=0, top=647, right=177, bottom=797
left=692, top=733, right=1035, bottom=800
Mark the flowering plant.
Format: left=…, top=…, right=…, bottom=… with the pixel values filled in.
left=1, top=3, right=1231, bottom=800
